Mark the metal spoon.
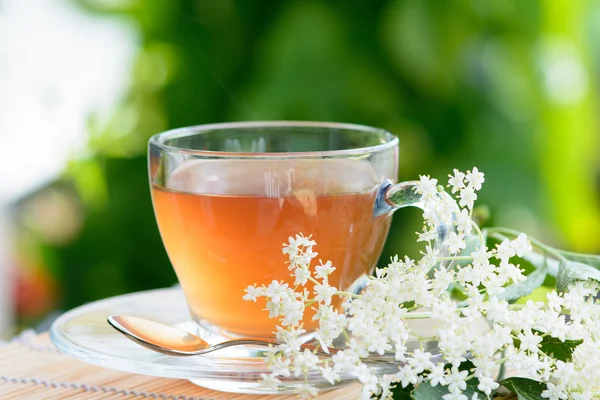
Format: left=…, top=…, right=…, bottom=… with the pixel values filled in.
left=107, top=315, right=409, bottom=364
left=107, top=315, right=313, bottom=356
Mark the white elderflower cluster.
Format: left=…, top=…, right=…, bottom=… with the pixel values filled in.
left=244, top=168, right=600, bottom=399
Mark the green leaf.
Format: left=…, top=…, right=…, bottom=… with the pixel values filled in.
left=385, top=383, right=414, bottom=399
left=557, top=250, right=600, bottom=270
left=411, top=361, right=482, bottom=399
left=501, top=377, right=546, bottom=400
left=523, top=252, right=559, bottom=277
left=410, top=381, right=447, bottom=399
left=539, top=336, right=583, bottom=362
left=450, top=284, right=468, bottom=301
left=513, top=331, right=582, bottom=362
left=411, top=379, right=483, bottom=400
left=515, top=286, right=553, bottom=305
left=497, top=259, right=548, bottom=302
left=556, top=259, right=600, bottom=293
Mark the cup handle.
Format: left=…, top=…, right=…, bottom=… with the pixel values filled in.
left=374, top=178, right=456, bottom=258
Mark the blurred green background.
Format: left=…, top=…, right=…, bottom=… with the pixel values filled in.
left=5, top=0, right=600, bottom=334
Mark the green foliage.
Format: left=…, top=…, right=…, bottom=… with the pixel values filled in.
left=410, top=380, right=483, bottom=400
left=381, top=361, right=484, bottom=399
left=497, top=260, right=548, bottom=303
left=384, top=383, right=414, bottom=400
left=501, top=377, right=546, bottom=400
left=557, top=259, right=600, bottom=293
left=513, top=332, right=583, bottom=363
left=559, top=250, right=600, bottom=269
left=539, top=336, right=583, bottom=363
left=488, top=227, right=600, bottom=298
left=54, top=157, right=177, bottom=308
left=22, top=0, right=596, bottom=316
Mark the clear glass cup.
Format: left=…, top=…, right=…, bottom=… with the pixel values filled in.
left=148, top=121, right=450, bottom=338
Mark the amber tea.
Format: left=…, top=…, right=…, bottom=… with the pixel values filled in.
left=152, top=158, right=391, bottom=337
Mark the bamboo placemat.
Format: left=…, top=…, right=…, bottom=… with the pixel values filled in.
left=0, top=330, right=361, bottom=399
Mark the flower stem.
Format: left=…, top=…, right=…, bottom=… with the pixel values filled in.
left=403, top=312, right=432, bottom=320
left=307, top=276, right=321, bottom=286
left=438, top=256, right=473, bottom=261
left=335, top=291, right=360, bottom=299
left=472, top=220, right=486, bottom=247
left=497, top=353, right=507, bottom=381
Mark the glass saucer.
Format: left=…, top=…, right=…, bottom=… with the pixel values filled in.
left=49, top=287, right=401, bottom=394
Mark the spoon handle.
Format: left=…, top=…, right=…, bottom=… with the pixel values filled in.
left=213, top=339, right=399, bottom=362
left=209, top=338, right=278, bottom=353
left=209, top=338, right=323, bottom=353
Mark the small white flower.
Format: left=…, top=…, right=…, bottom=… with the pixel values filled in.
left=315, top=260, right=335, bottom=279
left=431, top=298, right=456, bottom=320
left=476, top=374, right=499, bottom=395
left=269, top=354, right=291, bottom=377
left=446, top=367, right=468, bottom=393
left=296, top=383, right=318, bottom=399
left=295, top=247, right=319, bottom=266
left=293, top=349, right=320, bottom=376
left=541, top=382, right=568, bottom=400
left=456, top=209, right=473, bottom=235
left=265, top=280, right=289, bottom=304
left=320, top=365, right=339, bottom=385
left=546, top=291, right=565, bottom=312
left=297, top=235, right=317, bottom=247
left=473, top=356, right=497, bottom=376
left=378, top=375, right=395, bottom=400
left=259, top=373, right=281, bottom=390
left=511, top=233, right=533, bottom=257
left=446, top=231, right=467, bottom=254
left=242, top=284, right=261, bottom=302
left=314, top=282, right=337, bottom=305
left=553, top=360, right=576, bottom=386
left=433, top=269, right=453, bottom=294
left=484, top=298, right=510, bottom=324
left=332, top=350, right=359, bottom=373
left=439, top=196, right=460, bottom=224
left=427, top=363, right=447, bottom=386
left=471, top=245, right=491, bottom=266
left=276, top=326, right=306, bottom=354
left=421, top=245, right=439, bottom=267
left=396, top=365, right=419, bottom=388
left=280, top=299, right=304, bottom=326
left=294, top=267, right=310, bottom=286
left=458, top=186, right=477, bottom=209
left=448, top=169, right=466, bottom=193
left=418, top=227, right=438, bottom=242
left=495, top=239, right=516, bottom=262
left=549, top=315, right=569, bottom=342
left=356, top=364, right=379, bottom=393
left=416, top=175, right=439, bottom=198
left=409, top=349, right=433, bottom=373
left=442, top=391, right=468, bottom=400
left=518, top=329, right=543, bottom=353
left=465, top=167, right=485, bottom=191
left=282, top=236, right=300, bottom=257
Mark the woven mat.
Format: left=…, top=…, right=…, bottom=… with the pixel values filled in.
left=0, top=331, right=361, bottom=399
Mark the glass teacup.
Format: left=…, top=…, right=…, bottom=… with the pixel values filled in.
left=148, top=121, right=448, bottom=338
